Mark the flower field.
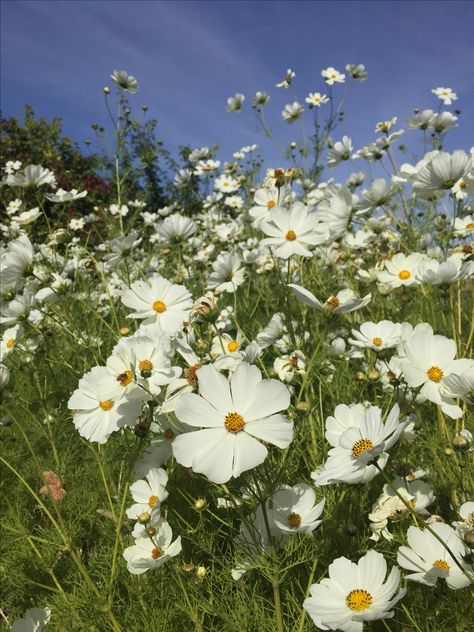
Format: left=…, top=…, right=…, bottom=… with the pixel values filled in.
left=1, top=66, right=473, bottom=632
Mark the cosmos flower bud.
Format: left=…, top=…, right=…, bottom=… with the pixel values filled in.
left=196, top=566, right=207, bottom=578
left=182, top=563, right=195, bottom=573
left=194, top=498, right=206, bottom=510
left=296, top=401, right=310, bottom=412
left=444, top=448, right=453, bottom=457
left=119, top=327, right=130, bottom=336
left=147, top=527, right=157, bottom=537
left=451, top=434, right=470, bottom=452
left=355, top=371, right=366, bottom=381
left=367, top=370, right=380, bottom=381
left=463, top=529, right=474, bottom=548
left=103, top=86, right=110, bottom=94
left=138, top=512, right=151, bottom=524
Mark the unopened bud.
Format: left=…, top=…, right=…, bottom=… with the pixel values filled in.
left=196, top=566, right=207, bottom=578
left=355, top=371, right=366, bottom=381
left=162, top=247, right=171, bottom=255
left=194, top=498, right=206, bottom=511
left=463, top=529, right=474, bottom=548
left=367, top=370, right=380, bottom=382
left=444, top=448, right=453, bottom=457
left=103, top=87, right=110, bottom=94
left=119, top=327, right=130, bottom=336
left=182, top=563, right=195, bottom=573
left=296, top=401, right=310, bottom=412
left=147, top=527, right=157, bottom=537
left=138, top=512, right=150, bottom=524
left=451, top=434, right=470, bottom=452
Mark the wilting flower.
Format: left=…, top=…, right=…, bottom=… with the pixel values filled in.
left=39, top=471, right=67, bottom=503
left=303, top=550, right=405, bottom=631
left=397, top=523, right=471, bottom=589
left=172, top=363, right=292, bottom=484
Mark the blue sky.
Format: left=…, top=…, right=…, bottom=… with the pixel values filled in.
left=2, top=0, right=474, bottom=179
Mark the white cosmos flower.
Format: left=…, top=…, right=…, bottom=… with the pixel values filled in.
left=316, top=184, right=354, bottom=241
left=3, top=164, right=56, bottom=188
left=282, top=102, right=304, bottom=123
left=272, top=484, right=325, bottom=535
left=346, top=63, right=368, bottom=81
left=289, top=284, right=372, bottom=314
left=274, top=350, right=306, bottom=383
left=398, top=329, right=473, bottom=419
left=305, top=92, right=329, bottom=107
left=126, top=467, right=169, bottom=519
left=127, top=335, right=178, bottom=396
left=214, top=174, right=240, bottom=193
left=416, top=256, right=463, bottom=284
left=431, top=86, right=457, bottom=105
left=321, top=66, right=345, bottom=85
left=261, top=203, right=325, bottom=259
left=412, top=150, right=472, bottom=198
left=303, top=550, right=405, bottom=632
left=207, top=251, right=245, bottom=293
left=210, top=331, right=246, bottom=371
left=0, top=323, right=23, bottom=360
left=46, top=188, right=87, bottom=203
left=121, top=274, right=193, bottom=333
left=328, top=136, right=352, bottom=168
left=11, top=607, right=51, bottom=632
left=156, top=213, right=197, bottom=242
left=356, top=178, right=394, bottom=214
left=172, top=362, right=292, bottom=484
left=313, top=404, right=406, bottom=485
left=0, top=234, right=34, bottom=292
left=255, top=313, right=285, bottom=350
left=349, top=320, right=402, bottom=351
left=249, top=187, right=288, bottom=226
left=226, top=93, right=245, bottom=112
left=103, top=231, right=142, bottom=270
left=377, top=253, right=424, bottom=289
left=68, top=366, right=147, bottom=443
left=111, top=70, right=138, bottom=93
left=453, top=215, right=474, bottom=236
left=397, top=523, right=471, bottom=589
left=123, top=518, right=181, bottom=575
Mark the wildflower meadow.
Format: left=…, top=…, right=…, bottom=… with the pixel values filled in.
left=1, top=62, right=473, bottom=632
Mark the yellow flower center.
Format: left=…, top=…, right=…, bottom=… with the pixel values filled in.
left=398, top=269, right=411, bottom=280
left=184, top=364, right=202, bottom=387
left=99, top=399, right=114, bottom=411
left=466, top=223, right=474, bottom=229
left=346, top=589, right=373, bottom=612
left=427, top=366, right=443, bottom=382
left=151, top=547, right=164, bottom=560
left=224, top=412, right=245, bottom=433
left=6, top=338, right=15, bottom=349
left=148, top=495, right=159, bottom=508
left=267, top=200, right=277, bottom=209
left=287, top=513, right=302, bottom=528
left=163, top=428, right=175, bottom=440
left=116, top=370, right=133, bottom=386
left=372, top=337, right=383, bottom=347
left=324, top=296, right=340, bottom=310
left=227, top=340, right=239, bottom=352
left=351, top=438, right=374, bottom=458
left=433, top=559, right=450, bottom=572
left=285, top=230, right=297, bottom=241
left=139, top=359, right=153, bottom=372
left=152, top=300, right=167, bottom=313
left=459, top=180, right=466, bottom=189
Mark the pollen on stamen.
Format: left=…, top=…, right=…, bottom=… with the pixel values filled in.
left=152, top=300, right=167, bottom=313
left=6, top=338, right=15, bottom=349
left=427, top=366, right=443, bottom=382
left=267, top=200, right=277, bottom=209
left=372, top=337, right=383, bottom=347
left=285, top=230, right=297, bottom=241
left=224, top=412, right=245, bottom=433
left=346, top=589, right=373, bottom=612
left=148, top=495, right=159, bottom=508
left=151, top=547, right=164, bottom=559
left=324, top=296, right=340, bottom=310
left=287, top=512, right=302, bottom=528
left=184, top=364, right=202, bottom=387
left=351, top=438, right=374, bottom=458
left=227, top=340, right=239, bottom=352
left=433, top=559, right=450, bottom=572
left=99, top=399, right=114, bottom=411
left=398, top=269, right=411, bottom=280
left=117, top=370, right=133, bottom=386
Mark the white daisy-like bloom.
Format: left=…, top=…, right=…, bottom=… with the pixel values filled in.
left=369, top=477, right=435, bottom=542
left=214, top=174, right=240, bottom=193
left=0, top=363, right=10, bottom=389
left=314, top=404, right=406, bottom=485
left=0, top=291, right=36, bottom=326
left=155, top=213, right=197, bottom=242
left=288, top=284, right=372, bottom=314
left=303, top=550, right=406, bottom=632
left=255, top=313, right=285, bottom=350
left=103, top=231, right=142, bottom=270
left=356, top=178, right=394, bottom=214
left=412, top=150, right=472, bottom=198
left=431, top=111, right=459, bottom=134
left=441, top=367, right=474, bottom=399
left=0, top=234, right=34, bottom=292
left=274, top=350, right=306, bottom=383
left=0, top=323, right=23, bottom=360
left=68, top=366, right=147, bottom=443
left=121, top=274, right=193, bottom=333
left=109, top=203, right=129, bottom=217
left=276, top=68, right=295, bottom=89
left=260, top=203, right=325, bottom=259
left=16, top=207, right=42, bottom=225
left=397, top=523, right=471, bottom=590
left=305, top=92, right=329, bottom=107
left=207, top=251, right=246, bottom=293
left=123, top=518, right=181, bottom=575
left=282, top=102, right=304, bottom=123
left=172, top=362, right=292, bottom=484
left=452, top=501, right=474, bottom=537
left=11, top=607, right=51, bottom=632
left=126, top=467, right=169, bottom=519
left=376, top=253, right=425, bottom=289
left=272, top=484, right=325, bottom=535
left=346, top=63, right=368, bottom=81
left=398, top=328, right=473, bottom=419
left=316, top=184, right=354, bottom=241
left=210, top=331, right=246, bottom=371
left=135, top=417, right=190, bottom=475
left=46, top=188, right=87, bottom=203
left=127, top=335, right=179, bottom=397
left=110, top=70, right=139, bottom=93
left=321, top=66, right=345, bottom=85
left=416, top=256, right=463, bottom=285
left=328, top=136, right=353, bottom=168
left=431, top=86, right=458, bottom=105
left=3, top=164, right=56, bottom=188
left=224, top=194, right=244, bottom=209
left=252, top=91, right=270, bottom=108
left=453, top=214, right=474, bottom=236
left=194, top=159, right=221, bottom=176
left=249, top=186, right=288, bottom=227
left=349, top=320, right=402, bottom=351
left=226, top=93, right=245, bottom=112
